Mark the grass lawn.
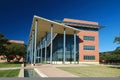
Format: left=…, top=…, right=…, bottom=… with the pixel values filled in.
left=0, top=62, right=22, bottom=68
left=58, top=66, right=120, bottom=77
left=0, top=69, right=20, bottom=77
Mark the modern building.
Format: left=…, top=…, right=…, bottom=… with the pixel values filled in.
left=26, top=15, right=103, bottom=65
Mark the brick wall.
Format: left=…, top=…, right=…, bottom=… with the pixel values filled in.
left=77, top=30, right=99, bottom=62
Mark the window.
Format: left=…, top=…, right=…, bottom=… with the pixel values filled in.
left=84, top=36, right=95, bottom=41
left=83, top=45, right=95, bottom=50
left=84, top=56, right=95, bottom=60
left=1, top=57, right=7, bottom=60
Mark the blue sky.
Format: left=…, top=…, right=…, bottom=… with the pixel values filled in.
left=0, top=0, right=120, bottom=52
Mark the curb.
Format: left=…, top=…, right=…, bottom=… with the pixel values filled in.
left=18, top=64, right=24, bottom=77
left=34, top=68, right=48, bottom=77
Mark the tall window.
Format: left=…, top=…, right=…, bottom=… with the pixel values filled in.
left=84, top=55, right=95, bottom=60
left=83, top=36, right=95, bottom=41
left=83, top=45, right=95, bottom=50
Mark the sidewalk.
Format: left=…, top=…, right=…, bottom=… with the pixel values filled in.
left=35, top=64, right=79, bottom=77
left=0, top=67, right=21, bottom=70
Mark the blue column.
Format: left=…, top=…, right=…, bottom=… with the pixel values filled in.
left=30, top=40, right=32, bottom=64
left=27, top=48, right=29, bottom=63
left=36, top=46, right=38, bottom=63
left=34, top=20, right=38, bottom=65
left=26, top=47, right=29, bottom=63
left=45, top=32, right=47, bottom=63
left=74, top=31, right=77, bottom=64
left=63, top=28, right=66, bottom=64
left=37, top=46, right=39, bottom=63
left=38, top=45, right=40, bottom=63
left=40, top=43, right=43, bottom=63
left=50, top=24, right=53, bottom=64
left=31, top=31, right=34, bottom=64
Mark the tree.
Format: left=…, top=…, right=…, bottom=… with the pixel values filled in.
left=114, top=33, right=120, bottom=54
left=114, top=46, right=120, bottom=54
left=114, top=34, right=120, bottom=44
left=0, top=33, right=9, bottom=55
left=100, top=51, right=120, bottom=64
left=100, top=33, right=120, bottom=64
left=0, top=33, right=26, bottom=62
left=6, top=43, right=26, bottom=62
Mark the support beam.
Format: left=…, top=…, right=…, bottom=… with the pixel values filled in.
left=31, top=31, right=34, bottom=65
left=38, top=45, right=40, bottom=63
left=63, top=28, right=66, bottom=64
left=74, top=31, right=77, bottom=64
left=27, top=49, right=29, bottom=63
left=33, top=20, right=38, bottom=65
left=36, top=46, right=38, bottom=63
left=37, top=47, right=39, bottom=63
left=40, top=43, right=43, bottom=63
left=30, top=40, right=32, bottom=64
left=50, top=24, right=53, bottom=64
left=44, top=32, right=47, bottom=63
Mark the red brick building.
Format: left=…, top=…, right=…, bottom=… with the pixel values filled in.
left=63, top=18, right=99, bottom=64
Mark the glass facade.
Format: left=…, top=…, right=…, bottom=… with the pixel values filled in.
left=83, top=45, right=95, bottom=50
left=83, top=36, right=95, bottom=41
left=43, top=34, right=79, bottom=62
left=84, top=55, right=95, bottom=60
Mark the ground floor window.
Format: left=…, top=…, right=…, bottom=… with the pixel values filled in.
left=84, top=55, right=95, bottom=60
left=35, top=34, right=79, bottom=63
left=48, top=34, right=79, bottom=62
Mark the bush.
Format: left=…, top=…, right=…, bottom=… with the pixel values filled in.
left=100, top=52, right=120, bottom=64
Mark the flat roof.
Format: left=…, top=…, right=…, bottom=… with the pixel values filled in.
left=28, top=15, right=80, bottom=45
left=8, top=40, right=24, bottom=44
left=62, top=18, right=104, bottom=29
left=63, top=18, right=98, bottom=25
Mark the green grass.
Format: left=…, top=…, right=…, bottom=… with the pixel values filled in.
left=0, top=62, right=22, bottom=68
left=58, top=66, right=120, bottom=77
left=0, top=69, right=20, bottom=77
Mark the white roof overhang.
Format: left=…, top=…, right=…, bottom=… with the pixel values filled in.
left=28, top=15, right=80, bottom=45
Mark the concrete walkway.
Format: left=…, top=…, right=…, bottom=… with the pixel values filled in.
left=0, top=67, right=21, bottom=70
left=35, top=64, right=79, bottom=77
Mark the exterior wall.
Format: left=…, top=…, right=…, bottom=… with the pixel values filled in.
left=0, top=56, right=7, bottom=62
left=77, top=30, right=99, bottom=62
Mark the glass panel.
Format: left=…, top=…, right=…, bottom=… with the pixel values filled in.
left=84, top=36, right=95, bottom=41
left=84, top=55, right=95, bottom=60
left=47, top=34, right=79, bottom=62
left=83, top=45, right=95, bottom=50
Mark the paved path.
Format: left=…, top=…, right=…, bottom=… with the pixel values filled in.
left=0, top=67, right=21, bottom=70
left=35, top=64, right=79, bottom=77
